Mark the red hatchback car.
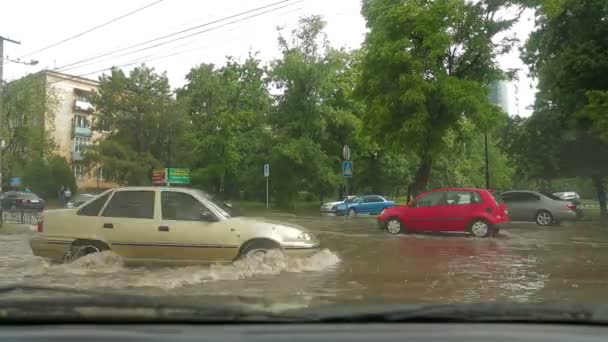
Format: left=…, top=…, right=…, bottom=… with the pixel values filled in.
left=377, top=188, right=509, bottom=237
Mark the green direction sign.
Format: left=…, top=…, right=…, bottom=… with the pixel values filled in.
left=167, top=168, right=190, bottom=185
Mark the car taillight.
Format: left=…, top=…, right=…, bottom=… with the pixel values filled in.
left=567, top=204, right=577, bottom=211
left=36, top=220, right=43, bottom=232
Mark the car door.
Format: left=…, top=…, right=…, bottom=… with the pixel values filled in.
left=158, top=190, right=240, bottom=264
left=441, top=190, right=484, bottom=231
left=519, top=192, right=542, bottom=221
left=402, top=190, right=447, bottom=231
left=362, top=196, right=383, bottom=214
left=501, top=192, right=525, bottom=221
left=100, top=190, right=169, bottom=262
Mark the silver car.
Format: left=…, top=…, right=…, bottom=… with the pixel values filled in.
left=499, top=190, right=578, bottom=226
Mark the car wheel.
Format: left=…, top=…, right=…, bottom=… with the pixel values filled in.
left=386, top=218, right=405, bottom=235
left=348, top=208, right=356, bottom=217
left=64, top=240, right=109, bottom=263
left=536, top=210, right=553, bottom=226
left=469, top=219, right=490, bottom=238
left=238, top=239, right=281, bottom=260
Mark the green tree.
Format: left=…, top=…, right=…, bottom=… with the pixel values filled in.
left=178, top=54, right=271, bottom=199
left=521, top=0, right=608, bottom=219
left=23, top=155, right=76, bottom=199
left=1, top=73, right=58, bottom=184
left=87, top=65, right=185, bottom=185
left=269, top=16, right=364, bottom=206
left=357, top=0, right=522, bottom=196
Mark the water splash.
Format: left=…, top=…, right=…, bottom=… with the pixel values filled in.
left=26, top=249, right=340, bottom=290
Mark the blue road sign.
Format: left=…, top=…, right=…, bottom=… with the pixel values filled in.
left=342, top=161, right=353, bottom=178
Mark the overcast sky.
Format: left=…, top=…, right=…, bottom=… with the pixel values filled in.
left=1, top=0, right=535, bottom=116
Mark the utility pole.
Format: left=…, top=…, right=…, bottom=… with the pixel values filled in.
left=0, top=36, right=21, bottom=193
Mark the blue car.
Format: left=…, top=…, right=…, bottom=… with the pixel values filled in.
left=335, top=195, right=395, bottom=216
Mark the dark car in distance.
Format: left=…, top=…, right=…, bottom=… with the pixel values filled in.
left=0, top=191, right=45, bottom=211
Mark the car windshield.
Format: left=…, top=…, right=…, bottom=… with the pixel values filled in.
left=2, top=0, right=608, bottom=325
left=193, top=190, right=232, bottom=218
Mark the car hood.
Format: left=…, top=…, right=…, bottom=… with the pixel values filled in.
left=225, top=217, right=313, bottom=235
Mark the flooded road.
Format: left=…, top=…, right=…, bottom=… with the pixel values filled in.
left=2, top=212, right=608, bottom=310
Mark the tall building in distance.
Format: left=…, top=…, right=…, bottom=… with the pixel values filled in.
left=488, top=80, right=520, bottom=116
left=38, top=70, right=113, bottom=190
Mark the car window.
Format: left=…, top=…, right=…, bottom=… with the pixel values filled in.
left=162, top=191, right=212, bottom=221
left=415, top=191, right=446, bottom=207
left=77, top=192, right=111, bottom=216
left=102, top=191, right=155, bottom=219
left=446, top=191, right=481, bottom=205
left=364, top=196, right=383, bottom=203
left=522, top=192, right=541, bottom=201
left=542, top=192, right=565, bottom=201
left=502, top=192, right=537, bottom=202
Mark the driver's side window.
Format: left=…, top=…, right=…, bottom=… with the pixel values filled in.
left=161, top=191, right=215, bottom=222
left=414, top=191, right=446, bottom=207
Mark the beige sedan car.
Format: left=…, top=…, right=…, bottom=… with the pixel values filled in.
left=30, top=187, right=320, bottom=265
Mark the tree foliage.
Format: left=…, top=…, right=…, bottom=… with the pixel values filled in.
left=0, top=73, right=58, bottom=185
left=357, top=0, right=522, bottom=195
left=87, top=65, right=186, bottom=185
left=178, top=54, right=271, bottom=198
left=521, top=0, right=608, bottom=218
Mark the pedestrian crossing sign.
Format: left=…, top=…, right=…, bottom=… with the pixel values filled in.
left=342, top=161, right=353, bottom=178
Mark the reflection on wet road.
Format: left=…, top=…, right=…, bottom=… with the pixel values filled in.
left=2, top=212, right=608, bottom=310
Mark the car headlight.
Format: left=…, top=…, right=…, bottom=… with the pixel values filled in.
left=297, top=232, right=313, bottom=241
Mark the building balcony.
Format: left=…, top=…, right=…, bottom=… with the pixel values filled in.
left=74, top=126, right=92, bottom=137
left=72, top=151, right=84, bottom=161
left=74, top=100, right=94, bottom=113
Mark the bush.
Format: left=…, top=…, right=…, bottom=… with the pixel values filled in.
left=22, top=155, right=76, bottom=199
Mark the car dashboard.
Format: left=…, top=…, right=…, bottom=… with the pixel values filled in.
left=1, top=323, right=606, bottom=342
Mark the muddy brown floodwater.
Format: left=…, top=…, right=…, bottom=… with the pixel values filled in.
left=1, top=210, right=608, bottom=311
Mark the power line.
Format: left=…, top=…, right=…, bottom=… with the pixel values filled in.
left=53, top=0, right=296, bottom=72
left=19, top=0, right=164, bottom=59
left=45, top=3, right=304, bottom=86
left=61, top=0, right=301, bottom=73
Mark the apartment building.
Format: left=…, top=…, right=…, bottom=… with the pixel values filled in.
left=42, top=70, right=113, bottom=190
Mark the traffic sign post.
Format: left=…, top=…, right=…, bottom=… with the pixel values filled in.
left=342, top=145, right=353, bottom=221
left=264, top=164, right=270, bottom=209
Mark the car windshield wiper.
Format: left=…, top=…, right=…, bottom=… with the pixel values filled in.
left=300, top=303, right=608, bottom=324
left=0, top=285, right=302, bottom=323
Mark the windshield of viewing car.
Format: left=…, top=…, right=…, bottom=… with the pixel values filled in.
left=2, top=0, right=608, bottom=326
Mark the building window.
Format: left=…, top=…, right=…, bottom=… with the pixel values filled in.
left=73, top=165, right=85, bottom=180
left=75, top=115, right=90, bottom=128
left=76, top=93, right=91, bottom=103
left=96, top=117, right=111, bottom=132
left=74, top=136, right=90, bottom=152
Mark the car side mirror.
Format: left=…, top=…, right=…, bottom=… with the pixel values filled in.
left=200, top=210, right=218, bottom=222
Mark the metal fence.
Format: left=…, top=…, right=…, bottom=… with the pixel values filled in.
left=0, top=209, right=42, bottom=226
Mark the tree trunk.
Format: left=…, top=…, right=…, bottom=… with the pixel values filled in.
left=411, top=156, right=432, bottom=197
left=591, top=175, right=607, bottom=223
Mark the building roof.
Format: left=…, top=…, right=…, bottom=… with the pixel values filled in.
left=40, top=69, right=100, bottom=87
